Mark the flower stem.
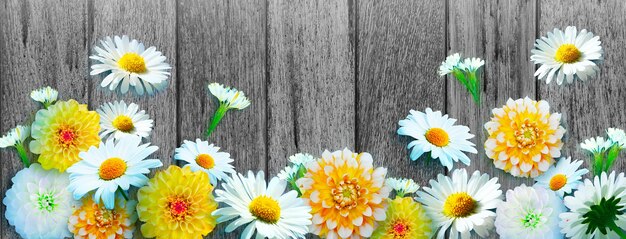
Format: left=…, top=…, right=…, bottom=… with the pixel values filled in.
left=288, top=180, right=302, bottom=197
left=593, top=152, right=604, bottom=176
left=117, top=188, right=129, bottom=201
left=14, top=144, right=30, bottom=167
left=396, top=191, right=405, bottom=198
left=605, top=144, right=621, bottom=171
left=206, top=104, right=229, bottom=139
left=608, top=222, right=626, bottom=239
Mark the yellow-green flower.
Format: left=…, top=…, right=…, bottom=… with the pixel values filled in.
left=371, top=197, right=433, bottom=239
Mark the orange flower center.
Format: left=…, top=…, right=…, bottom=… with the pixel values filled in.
left=331, top=175, right=362, bottom=210
left=549, top=174, right=568, bottom=191
left=112, top=115, right=134, bottom=133
left=555, top=44, right=581, bottom=63
left=514, top=120, right=543, bottom=148
left=425, top=128, right=449, bottom=147
left=249, top=196, right=281, bottom=224
left=57, top=126, right=76, bottom=147
left=195, top=154, right=215, bottom=169
left=388, top=219, right=411, bottom=238
left=98, top=157, right=127, bottom=180
left=168, top=196, right=191, bottom=221
left=118, top=53, right=147, bottom=73
left=94, top=205, right=118, bottom=228
left=443, top=192, right=476, bottom=218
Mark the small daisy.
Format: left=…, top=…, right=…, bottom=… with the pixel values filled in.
left=560, top=171, right=626, bottom=239
left=607, top=127, right=626, bottom=148
left=30, top=86, right=58, bottom=108
left=97, top=100, right=153, bottom=141
left=90, top=35, right=171, bottom=95
left=534, top=157, right=589, bottom=198
left=289, top=152, right=315, bottom=165
left=386, top=177, right=420, bottom=197
left=531, top=26, right=603, bottom=85
left=398, top=108, right=477, bottom=170
left=416, top=169, right=503, bottom=239
left=67, top=136, right=162, bottom=209
left=0, top=125, right=29, bottom=149
left=206, top=82, right=251, bottom=137
left=278, top=153, right=315, bottom=181
left=277, top=165, right=298, bottom=180
left=495, top=185, right=566, bottom=239
left=460, top=57, right=485, bottom=72
left=438, top=53, right=461, bottom=76
left=213, top=171, right=312, bottom=239
left=174, top=139, right=235, bottom=184
left=580, top=136, right=610, bottom=154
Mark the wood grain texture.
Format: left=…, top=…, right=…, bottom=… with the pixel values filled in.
left=539, top=0, right=626, bottom=174
left=267, top=0, right=356, bottom=177
left=357, top=0, right=446, bottom=185
left=0, top=0, right=89, bottom=237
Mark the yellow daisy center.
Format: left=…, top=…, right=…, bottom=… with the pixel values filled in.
left=555, top=44, right=581, bottom=63
left=443, top=192, right=476, bottom=218
left=57, top=126, right=77, bottom=147
left=195, top=154, right=215, bottom=169
left=249, top=195, right=281, bottom=224
left=514, top=120, right=542, bottom=148
left=168, top=196, right=191, bottom=220
left=549, top=174, right=568, bottom=191
left=118, top=53, right=147, bottom=73
left=94, top=206, right=117, bottom=228
left=331, top=176, right=361, bottom=210
left=388, top=218, right=411, bottom=238
left=99, top=157, right=127, bottom=180
left=425, top=128, right=449, bottom=147
left=112, top=115, right=134, bottom=133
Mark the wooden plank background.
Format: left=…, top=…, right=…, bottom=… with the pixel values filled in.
left=1, top=0, right=625, bottom=238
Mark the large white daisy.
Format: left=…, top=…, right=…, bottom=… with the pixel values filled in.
left=560, top=171, right=626, bottom=239
left=90, top=35, right=171, bottom=95
left=97, top=100, right=153, bottom=141
left=213, top=171, right=312, bottom=239
left=495, top=185, right=566, bottom=239
left=66, top=136, right=162, bottom=209
left=416, top=169, right=503, bottom=239
left=3, top=164, right=78, bottom=239
left=531, top=26, right=603, bottom=85
left=398, top=108, right=477, bottom=170
left=174, top=139, right=235, bottom=184
left=534, top=157, right=589, bottom=198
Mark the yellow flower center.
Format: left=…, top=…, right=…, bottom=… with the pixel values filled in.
left=99, top=157, right=127, bottom=180
left=331, top=176, right=362, bottom=210
left=443, top=192, right=476, bottom=218
left=549, top=174, right=568, bottom=191
left=555, top=44, right=581, bottom=63
left=57, top=126, right=77, bottom=147
left=249, top=195, right=281, bottom=224
left=118, top=53, right=147, bottom=73
left=94, top=206, right=118, bottom=228
left=388, top=218, right=411, bottom=238
left=195, top=154, right=215, bottom=169
left=425, top=128, right=449, bottom=147
left=168, top=196, right=191, bottom=221
left=112, top=115, right=134, bottom=133
left=514, top=120, right=543, bottom=148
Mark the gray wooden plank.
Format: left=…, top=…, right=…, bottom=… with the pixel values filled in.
left=447, top=0, right=537, bottom=238
left=178, top=0, right=266, bottom=238
left=267, top=0, right=355, bottom=175
left=538, top=0, right=626, bottom=175
left=0, top=0, right=89, bottom=238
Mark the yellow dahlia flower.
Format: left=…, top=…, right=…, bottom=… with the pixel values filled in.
left=371, top=197, right=433, bottom=239
left=296, top=148, right=391, bottom=238
left=30, top=99, right=100, bottom=172
left=137, top=166, right=218, bottom=239
left=68, top=195, right=137, bottom=239
left=484, top=97, right=565, bottom=178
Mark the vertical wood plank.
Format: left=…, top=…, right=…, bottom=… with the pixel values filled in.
left=267, top=0, right=355, bottom=175
left=357, top=0, right=446, bottom=185
left=448, top=0, right=537, bottom=237
left=0, top=0, right=89, bottom=237
left=539, top=0, right=626, bottom=173
left=178, top=0, right=266, bottom=238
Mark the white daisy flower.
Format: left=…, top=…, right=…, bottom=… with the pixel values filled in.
left=534, top=157, right=589, bottom=198
left=174, top=139, right=235, bottom=184
left=90, top=35, right=171, bottom=95
left=213, top=171, right=313, bottom=239
left=438, top=53, right=461, bottom=76
left=580, top=136, right=611, bottom=154
left=560, top=171, right=626, bottom=239
left=460, top=57, right=485, bottom=72
left=607, top=127, right=626, bottom=148
left=398, top=108, right=477, bottom=170
left=30, top=86, right=58, bottom=107
left=495, top=185, right=566, bottom=239
left=289, top=153, right=315, bottom=165
left=277, top=165, right=298, bottom=180
left=97, top=100, right=153, bottom=141
left=208, top=82, right=251, bottom=110
left=66, top=136, right=162, bottom=209
left=386, top=177, right=420, bottom=197
left=3, top=164, right=78, bottom=239
left=531, top=26, right=603, bottom=85
left=416, top=169, right=503, bottom=239
left=0, top=125, right=29, bottom=148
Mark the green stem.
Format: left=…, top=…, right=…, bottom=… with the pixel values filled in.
left=608, top=222, right=626, bottom=239
left=605, top=144, right=621, bottom=171
left=206, top=104, right=229, bottom=139
left=117, top=188, right=129, bottom=201
left=467, top=71, right=481, bottom=104
left=396, top=191, right=405, bottom=198
left=452, top=69, right=469, bottom=89
left=593, top=152, right=604, bottom=176
left=288, top=179, right=302, bottom=196
left=14, top=144, right=30, bottom=167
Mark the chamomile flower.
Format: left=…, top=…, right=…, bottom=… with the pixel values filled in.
left=90, top=35, right=171, bottom=95
left=580, top=136, right=610, bottom=154
left=607, top=127, right=626, bottom=148
left=559, top=171, right=626, bottom=239
left=174, top=139, right=235, bottom=184
left=534, top=157, right=589, bottom=198
left=460, top=57, right=485, bottom=72
left=30, top=86, right=58, bottom=107
left=531, top=26, right=603, bottom=85
left=66, top=136, right=162, bottom=209
left=416, top=169, right=503, bottom=239
left=386, top=177, right=420, bottom=197
left=277, top=165, right=298, bottom=180
left=97, top=101, right=153, bottom=141
left=398, top=108, right=477, bottom=170
left=0, top=125, right=29, bottom=148
left=438, top=53, right=461, bottom=76
left=289, top=153, right=315, bottom=165
left=208, top=82, right=251, bottom=110
left=213, top=171, right=312, bottom=239
left=495, top=185, right=566, bottom=239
